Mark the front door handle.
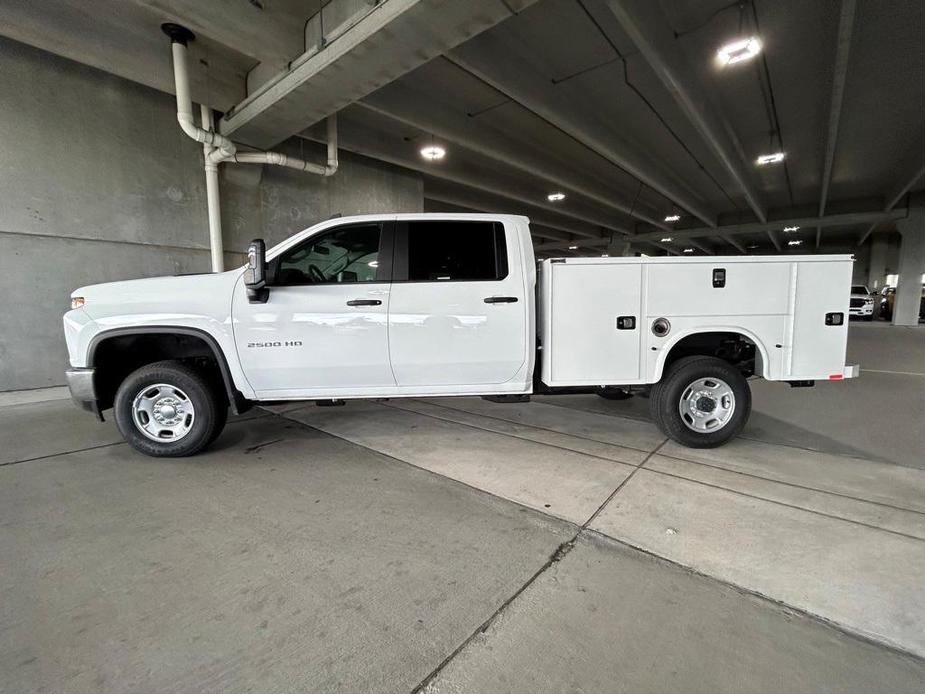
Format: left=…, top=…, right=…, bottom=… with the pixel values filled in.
left=346, top=299, right=382, bottom=307
left=484, top=296, right=519, bottom=304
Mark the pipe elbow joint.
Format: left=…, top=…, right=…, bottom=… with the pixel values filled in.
left=177, top=113, right=206, bottom=144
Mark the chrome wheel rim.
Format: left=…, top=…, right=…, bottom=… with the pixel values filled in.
left=132, top=383, right=195, bottom=442
left=678, top=377, right=736, bottom=433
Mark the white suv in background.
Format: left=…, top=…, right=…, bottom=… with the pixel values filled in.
left=849, top=285, right=875, bottom=320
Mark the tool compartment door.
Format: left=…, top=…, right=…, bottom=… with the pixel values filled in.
left=545, top=262, right=643, bottom=385
left=789, top=260, right=852, bottom=378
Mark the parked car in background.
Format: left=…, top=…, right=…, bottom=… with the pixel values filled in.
left=879, top=285, right=925, bottom=320
left=849, top=285, right=875, bottom=321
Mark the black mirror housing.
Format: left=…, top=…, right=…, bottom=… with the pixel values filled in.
left=245, top=239, right=269, bottom=303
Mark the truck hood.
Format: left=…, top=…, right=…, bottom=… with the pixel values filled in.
left=72, top=269, right=243, bottom=322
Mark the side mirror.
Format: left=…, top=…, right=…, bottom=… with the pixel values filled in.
left=245, top=239, right=269, bottom=304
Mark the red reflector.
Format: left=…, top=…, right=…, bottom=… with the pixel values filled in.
left=828, top=374, right=843, bottom=380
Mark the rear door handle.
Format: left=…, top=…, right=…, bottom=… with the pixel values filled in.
left=484, top=296, right=519, bottom=304
left=346, top=299, right=382, bottom=306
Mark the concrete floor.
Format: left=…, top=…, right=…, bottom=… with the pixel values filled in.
left=544, top=322, right=925, bottom=469
left=2, top=324, right=924, bottom=693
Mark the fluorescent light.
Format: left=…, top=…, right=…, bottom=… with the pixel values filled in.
left=547, top=192, right=566, bottom=202
left=664, top=214, right=681, bottom=222
left=783, top=225, right=800, bottom=232
left=660, top=237, right=673, bottom=243
left=682, top=248, right=694, bottom=253
left=788, top=239, right=803, bottom=246
left=420, top=145, right=445, bottom=160
left=717, top=37, right=762, bottom=66
left=568, top=245, right=578, bottom=250
left=756, top=152, right=785, bottom=165
left=368, top=260, right=378, bottom=267
left=601, top=253, right=609, bottom=257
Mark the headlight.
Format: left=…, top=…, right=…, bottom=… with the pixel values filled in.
left=71, top=297, right=85, bottom=309
left=864, top=298, right=874, bottom=305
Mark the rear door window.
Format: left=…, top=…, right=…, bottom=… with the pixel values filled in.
left=401, top=221, right=507, bottom=282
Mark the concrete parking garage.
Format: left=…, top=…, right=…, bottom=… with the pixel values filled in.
left=1, top=1, right=924, bottom=692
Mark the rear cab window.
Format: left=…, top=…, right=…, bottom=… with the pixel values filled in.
left=396, top=220, right=508, bottom=282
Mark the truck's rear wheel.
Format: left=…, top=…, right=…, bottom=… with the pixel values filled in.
left=114, top=360, right=225, bottom=457
left=650, top=356, right=751, bottom=448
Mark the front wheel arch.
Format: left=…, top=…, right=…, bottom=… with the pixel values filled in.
left=88, top=327, right=249, bottom=414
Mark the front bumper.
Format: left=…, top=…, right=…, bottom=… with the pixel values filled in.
left=849, top=304, right=874, bottom=316
left=65, top=368, right=103, bottom=420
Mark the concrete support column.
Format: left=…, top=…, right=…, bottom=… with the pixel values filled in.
left=867, top=234, right=889, bottom=290
left=893, top=193, right=925, bottom=326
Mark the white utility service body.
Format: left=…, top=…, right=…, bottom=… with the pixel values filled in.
left=539, top=254, right=856, bottom=387
left=63, top=213, right=858, bottom=456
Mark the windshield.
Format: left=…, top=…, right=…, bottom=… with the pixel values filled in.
left=851, top=285, right=869, bottom=294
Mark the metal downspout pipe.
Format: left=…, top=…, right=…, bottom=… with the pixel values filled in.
left=200, top=104, right=225, bottom=272
left=161, top=23, right=339, bottom=272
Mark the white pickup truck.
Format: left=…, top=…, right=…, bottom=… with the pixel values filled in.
left=63, top=213, right=858, bottom=457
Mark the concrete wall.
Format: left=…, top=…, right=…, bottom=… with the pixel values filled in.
left=0, top=37, right=423, bottom=391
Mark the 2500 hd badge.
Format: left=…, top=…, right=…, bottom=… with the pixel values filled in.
left=247, top=341, right=303, bottom=348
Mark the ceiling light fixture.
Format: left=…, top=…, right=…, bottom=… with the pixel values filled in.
left=788, top=239, right=803, bottom=246
left=660, top=237, right=673, bottom=243
left=783, top=225, right=800, bottom=232
left=420, top=145, right=446, bottom=161
left=547, top=192, right=566, bottom=202
left=717, top=37, right=762, bottom=66
left=664, top=214, right=681, bottom=222
left=568, top=245, right=578, bottom=250
left=601, top=253, right=609, bottom=257
left=682, top=248, right=694, bottom=253
left=756, top=152, right=785, bottom=166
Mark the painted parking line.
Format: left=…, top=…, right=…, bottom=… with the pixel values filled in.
left=862, top=369, right=925, bottom=377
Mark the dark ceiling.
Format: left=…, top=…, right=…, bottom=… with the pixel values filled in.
left=2, top=0, right=923, bottom=256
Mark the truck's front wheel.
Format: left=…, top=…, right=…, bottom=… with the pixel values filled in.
left=650, top=356, right=751, bottom=448
left=114, top=360, right=225, bottom=457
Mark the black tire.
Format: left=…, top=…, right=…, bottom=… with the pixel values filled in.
left=113, top=360, right=225, bottom=457
left=650, top=356, right=751, bottom=448
left=596, top=386, right=633, bottom=400
left=206, top=401, right=229, bottom=445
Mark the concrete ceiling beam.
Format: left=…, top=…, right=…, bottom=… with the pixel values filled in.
left=720, top=234, right=747, bottom=254
left=818, top=0, right=857, bottom=219
left=0, top=0, right=247, bottom=110
left=684, top=239, right=716, bottom=255
left=358, top=94, right=669, bottom=230
left=635, top=208, right=908, bottom=243
left=219, top=0, right=537, bottom=148
left=857, top=156, right=925, bottom=245
left=444, top=48, right=718, bottom=228
left=767, top=230, right=782, bottom=252
left=423, top=181, right=606, bottom=241
left=304, top=110, right=630, bottom=236
left=423, top=196, right=572, bottom=242
left=604, top=0, right=766, bottom=224
left=536, top=238, right=610, bottom=252
left=128, top=0, right=312, bottom=65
